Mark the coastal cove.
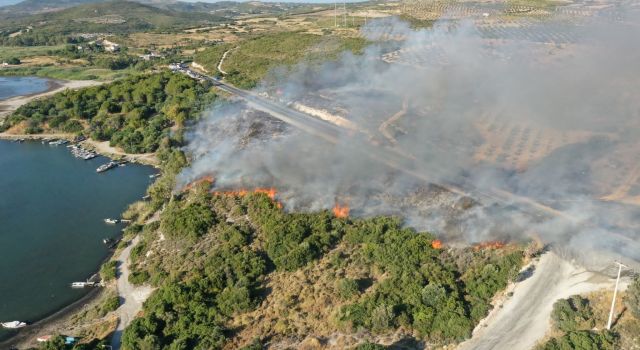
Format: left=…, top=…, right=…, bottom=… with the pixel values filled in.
left=0, top=139, right=155, bottom=341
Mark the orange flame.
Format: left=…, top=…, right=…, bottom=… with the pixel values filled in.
left=473, top=241, right=505, bottom=251
left=333, top=203, right=350, bottom=218
left=182, top=175, right=214, bottom=192
left=431, top=240, right=443, bottom=249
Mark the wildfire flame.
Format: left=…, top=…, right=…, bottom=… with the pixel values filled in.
left=473, top=241, right=505, bottom=251
left=333, top=203, right=350, bottom=218
left=431, top=240, right=443, bottom=249
left=213, top=187, right=278, bottom=200
left=182, top=175, right=215, bottom=192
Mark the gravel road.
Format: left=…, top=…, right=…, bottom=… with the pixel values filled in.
left=457, top=252, right=616, bottom=350
left=110, top=236, right=153, bottom=350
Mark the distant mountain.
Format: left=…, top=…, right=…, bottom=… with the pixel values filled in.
left=0, top=0, right=102, bottom=16
left=0, top=1, right=227, bottom=36
left=0, top=0, right=324, bottom=18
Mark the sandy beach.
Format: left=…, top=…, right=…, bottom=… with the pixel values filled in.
left=0, top=79, right=101, bottom=119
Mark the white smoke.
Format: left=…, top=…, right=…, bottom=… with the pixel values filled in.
left=181, top=8, right=640, bottom=267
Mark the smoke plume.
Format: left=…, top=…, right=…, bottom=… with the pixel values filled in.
left=182, top=9, right=640, bottom=267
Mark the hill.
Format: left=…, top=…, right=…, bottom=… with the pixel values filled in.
left=0, top=0, right=227, bottom=46
left=0, top=0, right=101, bottom=17
left=0, top=0, right=325, bottom=18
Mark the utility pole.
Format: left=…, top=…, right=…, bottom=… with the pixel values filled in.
left=607, top=261, right=628, bottom=330
left=334, top=1, right=337, bottom=27
left=343, top=0, right=347, bottom=27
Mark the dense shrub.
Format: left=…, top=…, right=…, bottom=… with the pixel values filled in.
left=337, top=278, right=360, bottom=300
left=100, top=260, right=117, bottom=281
left=161, top=201, right=215, bottom=241
left=538, top=330, right=618, bottom=350
left=625, top=276, right=640, bottom=319
left=551, top=295, right=595, bottom=332
left=2, top=72, right=217, bottom=153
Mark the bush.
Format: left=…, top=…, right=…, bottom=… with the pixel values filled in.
left=161, top=201, right=215, bottom=241
left=337, top=278, right=360, bottom=300
left=551, top=295, right=595, bottom=332
left=538, top=330, right=618, bottom=350
left=100, top=260, right=117, bottom=281
left=128, top=270, right=150, bottom=285
left=624, top=276, right=640, bottom=318
left=6, top=57, right=21, bottom=65
left=101, top=295, right=120, bottom=316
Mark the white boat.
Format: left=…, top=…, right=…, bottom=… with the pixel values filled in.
left=71, top=282, right=95, bottom=288
left=104, top=218, right=119, bottom=224
left=96, top=161, right=117, bottom=173
left=1, top=321, right=27, bottom=329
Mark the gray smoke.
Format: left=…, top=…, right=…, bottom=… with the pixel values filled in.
left=181, top=10, right=640, bottom=267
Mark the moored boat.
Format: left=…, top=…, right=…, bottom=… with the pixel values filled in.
left=96, top=161, right=117, bottom=173
left=70, top=281, right=96, bottom=288
left=1, top=321, right=27, bottom=329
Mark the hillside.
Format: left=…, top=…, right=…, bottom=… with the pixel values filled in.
left=0, top=0, right=100, bottom=17
left=0, top=0, right=325, bottom=18
left=0, top=0, right=227, bottom=45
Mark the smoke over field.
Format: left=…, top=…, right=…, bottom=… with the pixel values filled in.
left=182, top=10, right=640, bottom=266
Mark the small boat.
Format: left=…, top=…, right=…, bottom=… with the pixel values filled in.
left=103, top=238, right=113, bottom=244
left=149, top=174, right=160, bottom=179
left=104, top=218, right=119, bottom=224
left=96, top=161, right=117, bottom=173
left=71, top=282, right=95, bottom=288
left=1, top=321, right=27, bottom=329
left=49, top=139, right=68, bottom=146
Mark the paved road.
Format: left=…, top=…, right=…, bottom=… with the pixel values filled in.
left=457, top=252, right=614, bottom=350
left=192, top=71, right=640, bottom=253
left=110, top=236, right=153, bottom=350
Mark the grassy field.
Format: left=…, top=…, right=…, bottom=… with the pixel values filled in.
left=0, top=45, right=66, bottom=61
left=195, top=31, right=367, bottom=89
left=0, top=65, right=135, bottom=81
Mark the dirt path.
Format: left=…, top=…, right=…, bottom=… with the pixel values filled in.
left=110, top=236, right=153, bottom=350
left=457, top=252, right=616, bottom=350
left=378, top=97, right=408, bottom=146
left=217, top=48, right=235, bottom=75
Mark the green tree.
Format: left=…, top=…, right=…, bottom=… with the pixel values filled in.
left=624, top=276, right=640, bottom=318
left=161, top=201, right=215, bottom=241
left=551, top=295, right=595, bottom=332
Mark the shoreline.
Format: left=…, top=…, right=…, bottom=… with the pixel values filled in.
left=0, top=78, right=102, bottom=119
left=0, top=136, right=154, bottom=347
left=0, top=78, right=157, bottom=347
left=0, top=288, right=104, bottom=348
left=0, top=134, right=160, bottom=167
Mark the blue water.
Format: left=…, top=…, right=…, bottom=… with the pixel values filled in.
left=0, top=76, right=52, bottom=100
left=0, top=140, right=155, bottom=339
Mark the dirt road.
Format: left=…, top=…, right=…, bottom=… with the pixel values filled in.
left=457, top=252, right=616, bottom=350
left=110, top=236, right=153, bottom=350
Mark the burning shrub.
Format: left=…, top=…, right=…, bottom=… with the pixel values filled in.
left=245, top=194, right=343, bottom=271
